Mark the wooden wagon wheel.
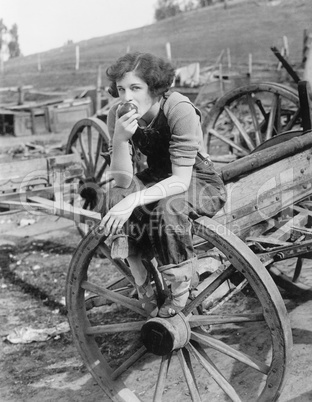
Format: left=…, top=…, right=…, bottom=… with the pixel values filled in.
left=246, top=201, right=312, bottom=299
left=65, top=117, right=111, bottom=236
left=202, top=82, right=300, bottom=163
left=244, top=125, right=312, bottom=297
left=243, top=167, right=312, bottom=299
left=66, top=217, right=292, bottom=402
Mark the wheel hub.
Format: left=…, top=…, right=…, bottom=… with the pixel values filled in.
left=79, top=178, right=98, bottom=205
left=141, top=313, right=190, bottom=356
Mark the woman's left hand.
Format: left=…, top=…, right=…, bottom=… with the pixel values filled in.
left=99, top=194, right=138, bottom=236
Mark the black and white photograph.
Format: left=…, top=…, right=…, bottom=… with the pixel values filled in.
left=1, top=0, right=312, bottom=400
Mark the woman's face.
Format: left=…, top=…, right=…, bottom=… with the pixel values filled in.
left=116, top=71, right=158, bottom=118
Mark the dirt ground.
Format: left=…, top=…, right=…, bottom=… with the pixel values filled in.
left=0, top=206, right=312, bottom=402
left=1, top=133, right=312, bottom=401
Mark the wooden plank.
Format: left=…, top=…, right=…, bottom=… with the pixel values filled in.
left=48, top=99, right=93, bottom=133
left=215, top=147, right=312, bottom=237
left=245, top=236, right=291, bottom=246
left=221, top=131, right=312, bottom=183
left=0, top=182, right=77, bottom=204
left=268, top=212, right=308, bottom=242
left=0, top=154, right=82, bottom=192
left=28, top=196, right=101, bottom=224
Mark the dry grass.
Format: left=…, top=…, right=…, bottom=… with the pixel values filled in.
left=1, top=0, right=310, bottom=91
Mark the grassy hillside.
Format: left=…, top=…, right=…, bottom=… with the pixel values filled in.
left=0, top=0, right=311, bottom=92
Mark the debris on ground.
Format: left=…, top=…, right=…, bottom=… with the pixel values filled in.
left=5, top=322, right=70, bottom=344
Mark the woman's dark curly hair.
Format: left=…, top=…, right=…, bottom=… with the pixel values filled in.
left=106, top=52, right=176, bottom=98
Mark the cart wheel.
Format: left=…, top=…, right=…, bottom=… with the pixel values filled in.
left=272, top=197, right=312, bottom=297
left=248, top=198, right=312, bottom=299
left=247, top=136, right=312, bottom=298
left=66, top=117, right=111, bottom=236
left=66, top=217, right=292, bottom=402
left=268, top=257, right=312, bottom=299
left=203, top=82, right=300, bottom=163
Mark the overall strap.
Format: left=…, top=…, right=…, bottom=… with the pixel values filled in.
left=161, top=91, right=202, bottom=121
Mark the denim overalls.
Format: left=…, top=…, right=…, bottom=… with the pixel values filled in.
left=104, top=95, right=226, bottom=281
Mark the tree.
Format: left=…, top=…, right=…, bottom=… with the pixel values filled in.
left=199, top=0, right=213, bottom=6
left=0, top=19, right=7, bottom=51
left=8, top=23, right=21, bottom=58
left=154, top=0, right=182, bottom=21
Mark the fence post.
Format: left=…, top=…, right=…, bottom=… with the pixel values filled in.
left=248, top=53, right=252, bottom=77
left=219, top=63, right=224, bottom=95
left=37, top=53, right=41, bottom=72
left=75, top=45, right=80, bottom=70
left=18, top=86, right=24, bottom=105
left=96, top=65, right=102, bottom=113
left=283, top=35, right=289, bottom=57
left=166, top=42, right=172, bottom=60
left=227, top=48, right=231, bottom=69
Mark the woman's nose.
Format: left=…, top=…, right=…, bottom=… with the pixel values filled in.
left=124, top=89, right=133, bottom=102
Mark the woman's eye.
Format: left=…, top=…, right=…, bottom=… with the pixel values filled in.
left=118, top=88, right=125, bottom=93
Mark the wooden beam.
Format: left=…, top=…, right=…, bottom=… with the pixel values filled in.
left=221, top=130, right=312, bottom=183
left=28, top=196, right=101, bottom=224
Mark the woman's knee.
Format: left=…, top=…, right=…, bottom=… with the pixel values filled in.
left=153, top=195, right=189, bottom=219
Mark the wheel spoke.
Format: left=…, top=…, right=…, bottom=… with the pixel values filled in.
left=209, top=128, right=249, bottom=155
left=204, top=278, right=248, bottom=314
left=94, top=134, right=103, bottom=171
left=265, top=94, right=278, bottom=141
left=86, top=321, right=145, bottom=335
left=254, top=97, right=268, bottom=120
left=293, top=257, right=303, bottom=282
left=284, top=107, right=301, bottom=131
left=98, top=177, right=114, bottom=186
left=183, top=264, right=236, bottom=316
left=275, top=95, right=282, bottom=133
left=87, top=126, right=95, bottom=173
left=71, top=145, right=88, bottom=173
left=191, top=329, right=270, bottom=374
left=153, top=354, right=171, bottom=402
left=78, top=131, right=91, bottom=174
left=81, top=280, right=148, bottom=316
left=224, top=106, right=255, bottom=151
left=82, top=198, right=90, bottom=210
left=96, top=159, right=109, bottom=182
left=177, top=348, right=201, bottom=402
left=247, top=94, right=262, bottom=146
left=187, top=342, right=242, bottom=402
left=111, top=346, right=147, bottom=380
left=97, top=244, right=136, bottom=286
left=189, top=313, right=264, bottom=328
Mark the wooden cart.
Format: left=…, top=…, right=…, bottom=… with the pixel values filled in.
left=201, top=50, right=312, bottom=165
left=64, top=83, right=312, bottom=401
left=2, top=82, right=312, bottom=402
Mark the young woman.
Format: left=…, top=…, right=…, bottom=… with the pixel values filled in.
left=99, top=52, right=226, bottom=318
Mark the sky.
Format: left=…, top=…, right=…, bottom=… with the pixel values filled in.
left=1, top=0, right=157, bottom=56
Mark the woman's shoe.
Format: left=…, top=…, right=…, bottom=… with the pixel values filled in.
left=139, top=293, right=158, bottom=317
left=158, top=287, right=190, bottom=318
left=137, top=274, right=158, bottom=317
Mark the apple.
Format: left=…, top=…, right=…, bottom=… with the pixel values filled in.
left=118, top=102, right=138, bottom=118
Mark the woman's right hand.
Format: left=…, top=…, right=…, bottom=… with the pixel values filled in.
left=114, top=107, right=139, bottom=141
